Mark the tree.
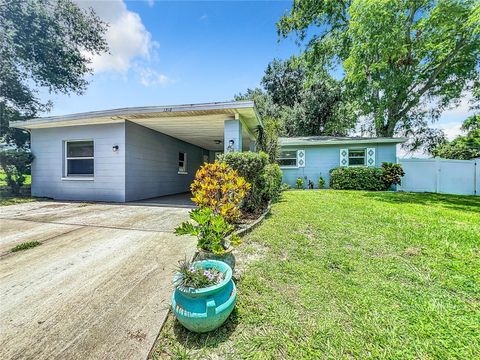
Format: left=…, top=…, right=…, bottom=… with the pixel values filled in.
left=254, top=117, right=283, bottom=162
left=432, top=115, right=480, bottom=159
left=0, top=149, right=34, bottom=194
left=278, top=0, right=480, bottom=139
left=0, top=0, right=109, bottom=147
left=236, top=58, right=355, bottom=137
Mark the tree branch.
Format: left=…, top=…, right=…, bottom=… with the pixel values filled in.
left=395, top=38, right=466, bottom=120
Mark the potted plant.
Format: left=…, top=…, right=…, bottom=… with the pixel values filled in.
left=171, top=259, right=236, bottom=333
left=175, top=207, right=240, bottom=269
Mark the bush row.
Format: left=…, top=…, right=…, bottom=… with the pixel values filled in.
left=329, top=163, right=404, bottom=191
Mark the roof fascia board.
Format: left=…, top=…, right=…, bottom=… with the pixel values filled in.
left=279, top=138, right=407, bottom=146
left=11, top=101, right=256, bottom=129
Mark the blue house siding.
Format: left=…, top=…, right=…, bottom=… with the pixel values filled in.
left=280, top=143, right=398, bottom=188
left=124, top=121, right=207, bottom=201
left=30, top=123, right=126, bottom=202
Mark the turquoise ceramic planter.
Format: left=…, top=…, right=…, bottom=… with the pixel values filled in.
left=171, top=260, right=236, bottom=333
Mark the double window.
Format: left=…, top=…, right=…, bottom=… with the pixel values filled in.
left=178, top=152, right=187, bottom=174
left=64, top=140, right=94, bottom=178
left=278, top=150, right=297, bottom=167
left=348, top=149, right=366, bottom=166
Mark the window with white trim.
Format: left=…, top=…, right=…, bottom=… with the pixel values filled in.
left=178, top=152, right=187, bottom=173
left=348, top=149, right=366, bottom=166
left=278, top=150, right=297, bottom=167
left=64, top=140, right=94, bottom=177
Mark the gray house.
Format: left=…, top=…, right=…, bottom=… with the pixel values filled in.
left=11, top=101, right=261, bottom=202
left=278, top=136, right=406, bottom=188
left=11, top=101, right=406, bottom=201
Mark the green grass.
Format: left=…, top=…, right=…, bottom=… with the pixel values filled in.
left=0, top=168, right=31, bottom=186
left=152, top=191, right=480, bottom=359
left=0, top=196, right=36, bottom=206
left=11, top=241, right=41, bottom=252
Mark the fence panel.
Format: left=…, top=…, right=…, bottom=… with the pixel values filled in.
left=398, top=158, right=478, bottom=196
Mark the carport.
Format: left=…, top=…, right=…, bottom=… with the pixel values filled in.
left=10, top=101, right=262, bottom=202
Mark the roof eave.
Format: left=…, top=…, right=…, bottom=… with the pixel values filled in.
left=279, top=138, right=408, bottom=146
left=10, top=100, right=258, bottom=130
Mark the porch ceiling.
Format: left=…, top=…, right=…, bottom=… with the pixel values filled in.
left=127, top=112, right=252, bottom=151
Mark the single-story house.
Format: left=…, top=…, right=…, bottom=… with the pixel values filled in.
left=11, top=101, right=261, bottom=202
left=11, top=101, right=406, bottom=201
left=278, top=136, right=406, bottom=188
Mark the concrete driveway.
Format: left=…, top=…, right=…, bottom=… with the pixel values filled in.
left=0, top=200, right=196, bottom=360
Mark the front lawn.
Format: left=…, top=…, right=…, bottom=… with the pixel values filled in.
left=152, top=191, right=480, bottom=359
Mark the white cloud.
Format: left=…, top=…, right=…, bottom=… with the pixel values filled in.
left=146, top=0, right=155, bottom=7
left=76, top=0, right=151, bottom=72
left=75, top=0, right=169, bottom=86
left=433, top=122, right=464, bottom=140
left=135, top=66, right=172, bottom=87
left=199, top=14, right=208, bottom=21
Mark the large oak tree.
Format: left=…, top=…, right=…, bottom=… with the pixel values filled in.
left=278, top=0, right=480, bottom=138
left=0, top=0, right=108, bottom=147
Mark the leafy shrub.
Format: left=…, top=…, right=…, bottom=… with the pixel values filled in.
left=175, top=208, right=240, bottom=254
left=0, top=149, right=34, bottom=194
left=262, top=163, right=283, bottom=202
left=381, top=162, right=405, bottom=189
left=281, top=183, right=291, bottom=191
left=318, top=176, right=325, bottom=189
left=296, top=177, right=304, bottom=189
left=191, top=161, right=250, bottom=222
left=218, top=151, right=282, bottom=212
left=329, top=167, right=386, bottom=191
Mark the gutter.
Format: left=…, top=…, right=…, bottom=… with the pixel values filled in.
left=279, top=138, right=407, bottom=146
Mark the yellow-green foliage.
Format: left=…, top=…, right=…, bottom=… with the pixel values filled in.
left=191, top=161, right=251, bottom=222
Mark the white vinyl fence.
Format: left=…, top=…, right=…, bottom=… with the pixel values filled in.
left=397, top=158, right=479, bottom=196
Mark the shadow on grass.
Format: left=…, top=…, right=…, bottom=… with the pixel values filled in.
left=362, top=191, right=480, bottom=213
left=171, top=307, right=239, bottom=350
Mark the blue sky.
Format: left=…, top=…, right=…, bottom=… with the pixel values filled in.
left=42, top=0, right=472, bottom=141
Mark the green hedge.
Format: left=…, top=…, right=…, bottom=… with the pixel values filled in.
left=218, top=151, right=282, bottom=212
left=329, top=166, right=387, bottom=191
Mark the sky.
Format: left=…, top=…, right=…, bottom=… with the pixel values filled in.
left=41, top=0, right=474, bottom=147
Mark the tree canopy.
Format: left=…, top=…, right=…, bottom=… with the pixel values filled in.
left=432, top=114, right=480, bottom=160
left=0, top=0, right=109, bottom=147
left=236, top=58, right=356, bottom=137
left=278, top=0, right=480, bottom=139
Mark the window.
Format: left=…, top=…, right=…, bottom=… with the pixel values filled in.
left=178, top=152, right=187, bottom=174
left=64, top=140, right=94, bottom=178
left=278, top=150, right=297, bottom=167
left=348, top=149, right=366, bottom=166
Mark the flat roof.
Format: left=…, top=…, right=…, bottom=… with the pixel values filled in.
left=10, top=101, right=262, bottom=151
left=279, top=136, right=407, bottom=146
left=10, top=100, right=261, bottom=129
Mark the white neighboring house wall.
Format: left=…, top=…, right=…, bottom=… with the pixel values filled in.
left=397, top=158, right=479, bottom=196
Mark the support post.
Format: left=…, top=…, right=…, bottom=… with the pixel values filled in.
left=224, top=119, right=242, bottom=152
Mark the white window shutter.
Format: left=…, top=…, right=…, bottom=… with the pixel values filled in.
left=366, top=148, right=376, bottom=166
left=340, top=148, right=348, bottom=166
left=297, top=150, right=305, bottom=167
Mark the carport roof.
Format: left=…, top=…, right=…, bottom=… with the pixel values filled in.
left=11, top=101, right=262, bottom=151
